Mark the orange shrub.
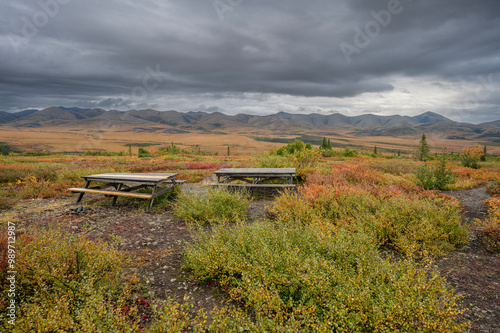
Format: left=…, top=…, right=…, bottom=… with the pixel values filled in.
left=460, top=144, right=483, bottom=169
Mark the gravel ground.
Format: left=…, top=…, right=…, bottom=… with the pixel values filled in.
left=437, top=187, right=500, bottom=333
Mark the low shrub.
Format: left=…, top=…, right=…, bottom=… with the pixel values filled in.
left=478, top=197, right=500, bottom=252
left=0, top=190, right=15, bottom=210
left=182, top=162, right=223, bottom=170
left=146, top=297, right=207, bottom=332
left=321, top=149, right=335, bottom=157
left=256, top=154, right=293, bottom=168
left=460, top=145, right=483, bottom=169
left=368, top=160, right=418, bottom=176
left=173, top=187, right=251, bottom=225
left=138, top=147, right=153, bottom=158
left=260, top=139, right=321, bottom=177
left=486, top=179, right=500, bottom=195
left=342, top=147, right=358, bottom=157
left=176, top=169, right=213, bottom=183
left=275, top=139, right=312, bottom=156
left=328, top=164, right=384, bottom=185
left=184, top=221, right=468, bottom=332
left=271, top=180, right=467, bottom=257
left=0, top=229, right=141, bottom=332
left=0, top=228, right=223, bottom=332
left=446, top=178, right=481, bottom=191
left=415, top=157, right=455, bottom=190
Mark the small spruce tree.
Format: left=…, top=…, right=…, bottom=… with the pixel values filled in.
left=373, top=146, right=378, bottom=155
left=417, top=132, right=430, bottom=161
left=320, top=137, right=331, bottom=150
left=481, top=145, right=487, bottom=161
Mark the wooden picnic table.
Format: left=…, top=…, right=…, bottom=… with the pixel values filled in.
left=69, top=173, right=184, bottom=211
left=212, top=168, right=296, bottom=188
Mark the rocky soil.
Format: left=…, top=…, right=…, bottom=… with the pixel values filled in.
left=437, top=187, right=500, bottom=333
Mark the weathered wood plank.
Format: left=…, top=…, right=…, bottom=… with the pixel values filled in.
left=69, top=188, right=153, bottom=199
left=214, top=168, right=295, bottom=176
left=82, top=173, right=178, bottom=183
left=208, top=183, right=295, bottom=188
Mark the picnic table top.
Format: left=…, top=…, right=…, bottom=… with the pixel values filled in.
left=214, top=168, right=296, bottom=176
left=82, top=173, right=178, bottom=183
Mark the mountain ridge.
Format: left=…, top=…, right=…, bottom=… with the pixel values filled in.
left=2, top=107, right=498, bottom=141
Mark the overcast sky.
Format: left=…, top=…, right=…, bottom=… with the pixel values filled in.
left=1, top=0, right=499, bottom=123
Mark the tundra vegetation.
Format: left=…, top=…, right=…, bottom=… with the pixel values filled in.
left=1, top=139, right=499, bottom=332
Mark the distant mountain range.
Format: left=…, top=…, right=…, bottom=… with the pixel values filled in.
left=2, top=106, right=500, bottom=141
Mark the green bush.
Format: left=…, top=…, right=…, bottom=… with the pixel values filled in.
left=342, top=148, right=358, bottom=157
left=276, top=139, right=311, bottom=156
left=415, top=157, right=455, bottom=190
left=184, top=221, right=468, bottom=332
left=173, top=187, right=251, bottom=225
left=138, top=147, right=153, bottom=158
left=321, top=149, right=335, bottom=157
left=257, top=154, right=293, bottom=169
left=261, top=140, right=320, bottom=177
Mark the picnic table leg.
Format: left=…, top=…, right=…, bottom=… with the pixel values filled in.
left=148, top=184, right=158, bottom=211
left=111, top=183, right=123, bottom=206
left=76, top=181, right=91, bottom=203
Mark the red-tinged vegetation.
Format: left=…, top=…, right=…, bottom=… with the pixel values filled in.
left=182, top=162, right=224, bottom=170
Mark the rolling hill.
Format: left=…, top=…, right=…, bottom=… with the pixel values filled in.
left=2, top=107, right=499, bottom=142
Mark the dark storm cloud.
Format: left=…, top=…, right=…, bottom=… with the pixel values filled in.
left=0, top=0, right=499, bottom=121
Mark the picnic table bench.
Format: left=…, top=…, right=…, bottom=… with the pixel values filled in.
left=69, top=173, right=184, bottom=211
left=210, top=168, right=296, bottom=188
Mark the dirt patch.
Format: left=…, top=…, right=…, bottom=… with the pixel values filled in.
left=437, top=187, right=500, bottom=333
left=443, top=187, right=490, bottom=223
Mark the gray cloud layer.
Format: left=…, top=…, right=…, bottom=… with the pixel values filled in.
left=1, top=0, right=499, bottom=122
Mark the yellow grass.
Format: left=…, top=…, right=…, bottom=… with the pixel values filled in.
left=0, top=126, right=282, bottom=155
left=0, top=125, right=498, bottom=155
